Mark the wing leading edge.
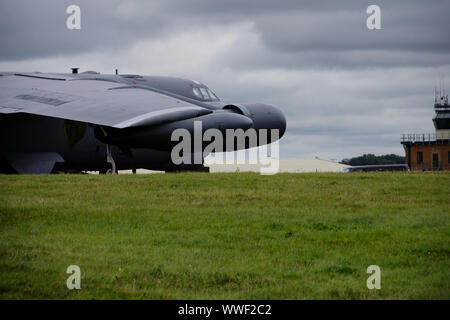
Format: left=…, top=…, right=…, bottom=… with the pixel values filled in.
left=0, top=74, right=212, bottom=128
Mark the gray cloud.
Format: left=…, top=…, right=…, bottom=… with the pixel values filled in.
left=2, top=0, right=449, bottom=65
left=0, top=0, right=167, bottom=60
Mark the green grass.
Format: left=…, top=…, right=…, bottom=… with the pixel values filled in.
left=0, top=172, right=449, bottom=299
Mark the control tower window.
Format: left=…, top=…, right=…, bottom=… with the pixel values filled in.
left=417, top=151, right=423, bottom=164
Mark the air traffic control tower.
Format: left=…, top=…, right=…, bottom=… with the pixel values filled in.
left=401, top=88, right=450, bottom=170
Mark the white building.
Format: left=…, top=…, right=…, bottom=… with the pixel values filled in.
left=205, top=158, right=349, bottom=173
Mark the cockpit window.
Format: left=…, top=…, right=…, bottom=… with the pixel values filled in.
left=192, top=86, right=219, bottom=101
left=200, top=87, right=210, bottom=99
left=192, top=87, right=202, bottom=99
left=207, top=88, right=218, bottom=100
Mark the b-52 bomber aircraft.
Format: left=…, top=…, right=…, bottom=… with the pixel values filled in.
left=0, top=69, right=286, bottom=174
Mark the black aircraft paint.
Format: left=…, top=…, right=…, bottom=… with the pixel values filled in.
left=0, top=70, right=286, bottom=173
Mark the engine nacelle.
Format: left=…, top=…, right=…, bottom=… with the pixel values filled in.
left=223, top=104, right=252, bottom=117
left=224, top=103, right=286, bottom=140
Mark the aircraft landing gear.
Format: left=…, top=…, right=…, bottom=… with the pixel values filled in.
left=106, top=144, right=117, bottom=174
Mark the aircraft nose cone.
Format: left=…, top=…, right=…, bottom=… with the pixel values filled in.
left=271, top=105, right=287, bottom=138
left=242, top=103, right=287, bottom=139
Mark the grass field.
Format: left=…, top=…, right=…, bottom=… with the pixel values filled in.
left=0, top=172, right=449, bottom=299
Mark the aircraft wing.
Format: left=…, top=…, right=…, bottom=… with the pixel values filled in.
left=0, top=73, right=212, bottom=128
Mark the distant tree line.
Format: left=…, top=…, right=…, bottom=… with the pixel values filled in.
left=340, top=154, right=405, bottom=166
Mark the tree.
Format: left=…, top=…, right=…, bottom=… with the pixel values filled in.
left=340, top=154, right=405, bottom=166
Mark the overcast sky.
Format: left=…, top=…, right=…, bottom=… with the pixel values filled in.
left=1, top=0, right=449, bottom=160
